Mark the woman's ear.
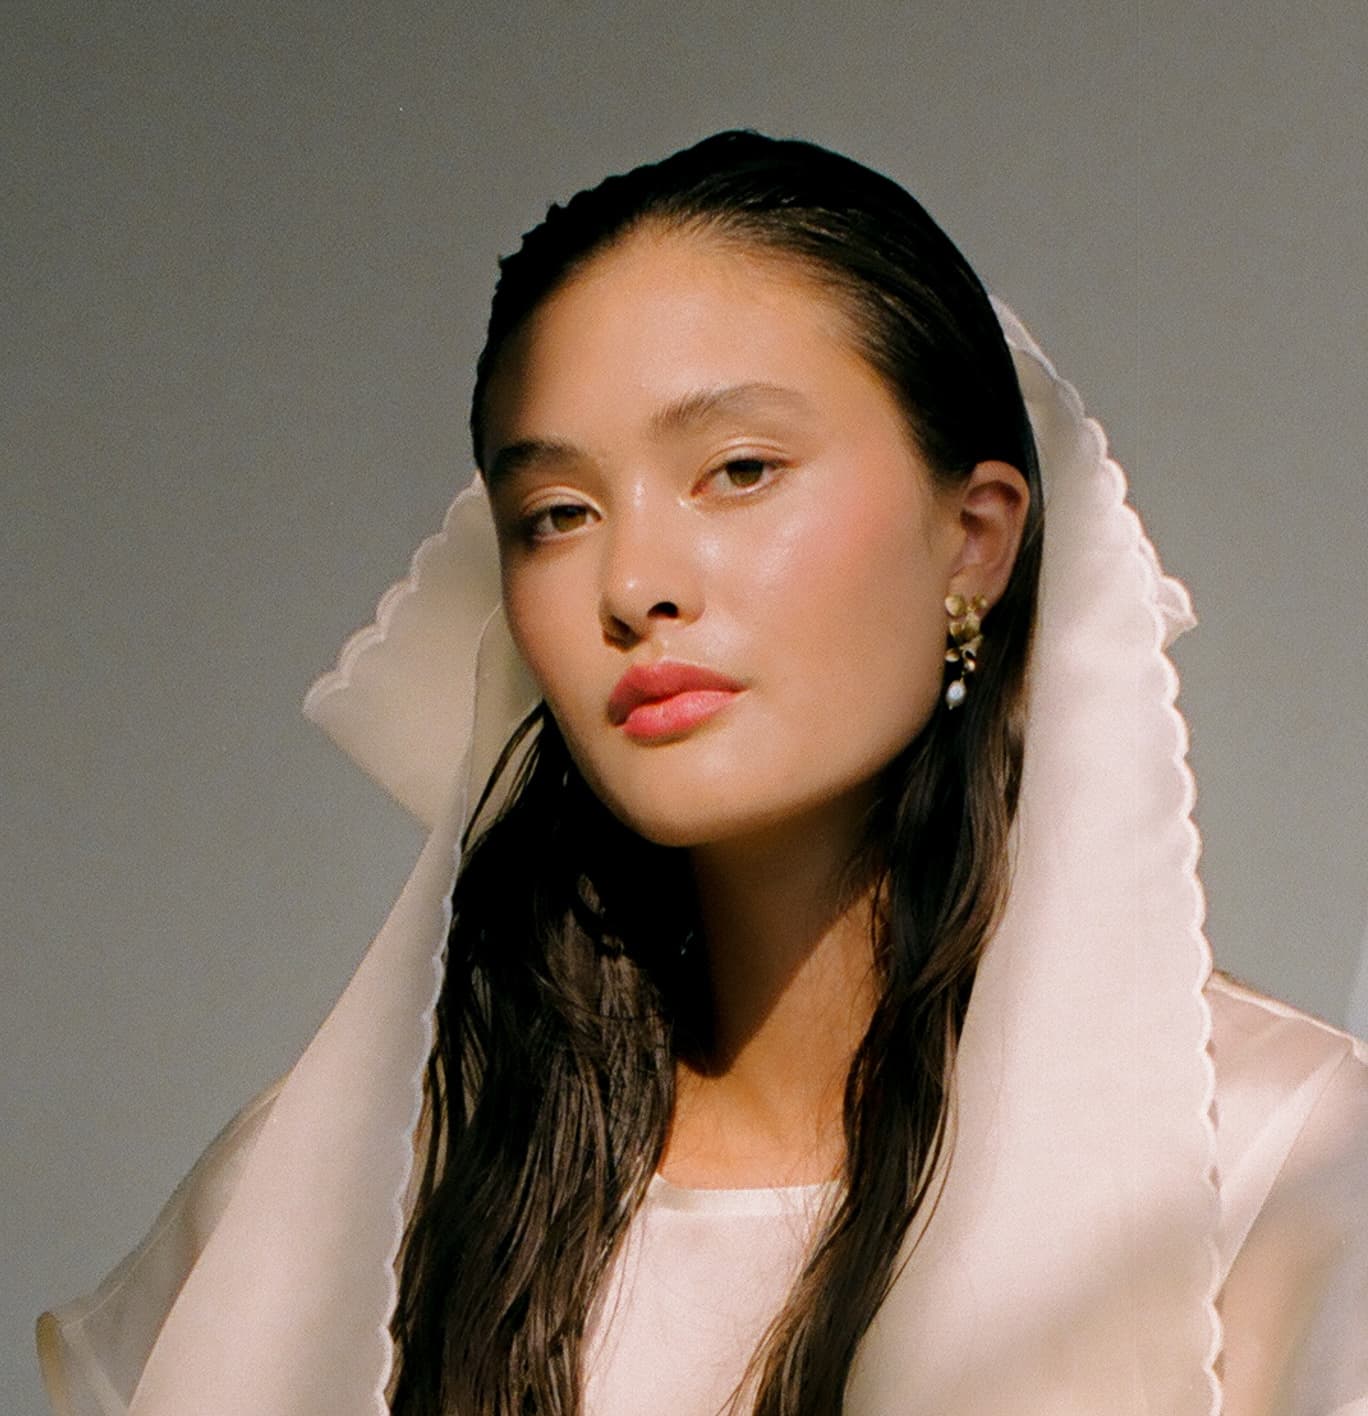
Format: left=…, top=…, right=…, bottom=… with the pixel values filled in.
left=945, top=460, right=1031, bottom=609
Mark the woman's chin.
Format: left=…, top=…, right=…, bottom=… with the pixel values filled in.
left=569, top=736, right=887, bottom=856
left=596, top=789, right=783, bottom=851
left=603, top=788, right=872, bottom=859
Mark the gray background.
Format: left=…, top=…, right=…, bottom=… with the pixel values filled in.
left=5, top=1, right=1367, bottom=1409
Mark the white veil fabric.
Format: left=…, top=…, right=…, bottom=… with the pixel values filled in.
left=36, top=303, right=1368, bottom=1415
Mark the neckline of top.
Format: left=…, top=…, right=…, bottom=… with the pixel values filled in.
left=647, top=1170, right=842, bottom=1216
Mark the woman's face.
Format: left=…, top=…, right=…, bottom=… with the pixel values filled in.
left=482, top=229, right=971, bottom=850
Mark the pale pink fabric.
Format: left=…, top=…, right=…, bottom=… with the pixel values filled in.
left=582, top=1175, right=837, bottom=1415
left=577, top=974, right=1368, bottom=1416
left=36, top=303, right=1368, bottom=1415
left=576, top=976, right=1368, bottom=1416
left=37, top=974, right=1368, bottom=1414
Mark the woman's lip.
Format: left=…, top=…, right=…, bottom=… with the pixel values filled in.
left=623, top=685, right=742, bottom=741
left=619, top=689, right=743, bottom=742
left=607, top=660, right=746, bottom=726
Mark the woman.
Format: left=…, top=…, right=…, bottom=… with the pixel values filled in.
left=38, top=132, right=1368, bottom=1415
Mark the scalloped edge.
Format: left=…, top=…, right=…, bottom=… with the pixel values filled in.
left=370, top=811, right=462, bottom=1414
left=302, top=477, right=491, bottom=726
left=1013, top=328, right=1223, bottom=1410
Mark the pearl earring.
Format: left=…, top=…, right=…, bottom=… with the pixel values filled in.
left=944, top=593, right=987, bottom=710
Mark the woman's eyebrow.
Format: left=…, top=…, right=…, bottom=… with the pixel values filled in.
left=649, top=382, right=815, bottom=435
left=485, top=436, right=580, bottom=492
left=485, top=383, right=814, bottom=490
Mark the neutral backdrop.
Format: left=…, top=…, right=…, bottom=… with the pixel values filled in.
left=6, top=2, right=1367, bottom=1410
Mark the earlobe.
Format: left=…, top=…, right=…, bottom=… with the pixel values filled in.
left=946, top=460, right=1030, bottom=608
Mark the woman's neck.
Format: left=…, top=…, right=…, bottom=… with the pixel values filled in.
left=660, top=794, right=879, bottom=1188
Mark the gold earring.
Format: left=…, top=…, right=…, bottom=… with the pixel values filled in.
left=944, top=593, right=987, bottom=710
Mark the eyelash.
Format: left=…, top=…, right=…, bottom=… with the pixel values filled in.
left=518, top=503, right=594, bottom=543
left=515, top=456, right=785, bottom=545
left=713, top=456, right=782, bottom=491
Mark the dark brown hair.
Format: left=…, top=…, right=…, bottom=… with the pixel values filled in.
left=390, top=129, right=1043, bottom=1414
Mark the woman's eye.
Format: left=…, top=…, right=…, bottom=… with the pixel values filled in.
left=521, top=503, right=593, bottom=542
left=715, top=457, right=780, bottom=491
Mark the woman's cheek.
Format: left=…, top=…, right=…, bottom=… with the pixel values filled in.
left=778, top=490, right=947, bottom=737
left=503, top=567, right=580, bottom=703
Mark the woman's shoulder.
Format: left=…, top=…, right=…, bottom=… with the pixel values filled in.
left=1205, top=973, right=1368, bottom=1405
left=1205, top=967, right=1367, bottom=1178
left=1205, top=967, right=1367, bottom=1121
left=1204, top=968, right=1368, bottom=1270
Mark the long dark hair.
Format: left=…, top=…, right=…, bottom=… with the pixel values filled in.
left=390, top=130, right=1044, bottom=1414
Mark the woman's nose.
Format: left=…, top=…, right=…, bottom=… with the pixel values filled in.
left=598, top=497, right=703, bottom=645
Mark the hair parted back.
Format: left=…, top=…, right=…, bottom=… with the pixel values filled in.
left=390, top=129, right=1044, bottom=1415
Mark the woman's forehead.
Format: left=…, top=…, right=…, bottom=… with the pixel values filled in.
left=480, top=229, right=885, bottom=455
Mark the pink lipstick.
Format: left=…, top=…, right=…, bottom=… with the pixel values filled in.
left=608, top=661, right=745, bottom=742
